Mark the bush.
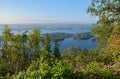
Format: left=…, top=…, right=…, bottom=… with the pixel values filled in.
left=85, top=61, right=103, bottom=74
left=99, top=68, right=118, bottom=79
left=72, top=71, right=87, bottom=79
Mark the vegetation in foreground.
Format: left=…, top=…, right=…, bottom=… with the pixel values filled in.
left=0, top=0, right=120, bottom=79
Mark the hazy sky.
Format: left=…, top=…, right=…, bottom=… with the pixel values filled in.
left=0, top=0, right=97, bottom=24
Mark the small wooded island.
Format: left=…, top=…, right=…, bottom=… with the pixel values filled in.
left=45, top=32, right=93, bottom=41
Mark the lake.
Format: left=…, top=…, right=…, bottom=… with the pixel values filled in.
left=0, top=29, right=91, bottom=35
left=50, top=37, right=96, bottom=51
left=59, top=37, right=96, bottom=50
left=0, top=23, right=92, bottom=35
left=0, top=23, right=96, bottom=51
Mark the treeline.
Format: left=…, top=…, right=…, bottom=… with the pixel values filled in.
left=0, top=32, right=93, bottom=44
left=46, top=32, right=93, bottom=42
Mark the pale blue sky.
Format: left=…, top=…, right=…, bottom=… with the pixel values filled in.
left=0, top=0, right=97, bottom=24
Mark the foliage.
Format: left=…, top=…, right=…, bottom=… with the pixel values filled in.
left=47, top=32, right=94, bottom=42
left=85, top=61, right=103, bottom=74
left=16, top=55, right=90, bottom=79
left=87, top=0, right=120, bottom=25
left=0, top=26, right=120, bottom=78
left=1, top=27, right=30, bottom=76
left=92, top=25, right=113, bottom=47
left=63, top=46, right=81, bottom=56
left=1, top=1, right=120, bottom=77
left=48, top=33, right=71, bottom=42
left=15, top=57, right=74, bottom=79
left=0, top=27, right=43, bottom=77
left=99, top=68, right=117, bottom=79
left=43, top=34, right=51, bottom=52
left=53, top=42, right=61, bottom=59
left=73, top=32, right=93, bottom=40
left=28, top=28, right=42, bottom=60
left=108, top=24, right=120, bottom=52
left=88, top=0, right=120, bottom=48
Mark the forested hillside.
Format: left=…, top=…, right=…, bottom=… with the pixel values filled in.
left=0, top=0, right=120, bottom=79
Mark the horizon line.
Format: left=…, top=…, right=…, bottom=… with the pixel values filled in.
left=0, top=22, right=95, bottom=25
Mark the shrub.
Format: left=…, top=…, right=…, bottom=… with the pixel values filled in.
left=85, top=61, right=103, bottom=74
left=99, top=68, right=118, bottom=79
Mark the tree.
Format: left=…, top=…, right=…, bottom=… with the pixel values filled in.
left=87, top=0, right=120, bottom=25
left=63, top=47, right=81, bottom=56
left=28, top=28, right=42, bottom=60
left=91, top=24, right=113, bottom=47
left=0, top=27, right=42, bottom=77
left=108, top=24, right=120, bottom=52
left=0, top=27, right=30, bottom=76
left=87, top=0, right=120, bottom=47
left=43, top=34, right=51, bottom=52
left=53, top=42, right=61, bottom=59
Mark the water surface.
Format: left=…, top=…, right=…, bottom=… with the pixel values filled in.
left=0, top=23, right=96, bottom=51
left=54, top=37, right=96, bottom=50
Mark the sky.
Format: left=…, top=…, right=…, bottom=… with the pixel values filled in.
left=0, top=0, right=97, bottom=24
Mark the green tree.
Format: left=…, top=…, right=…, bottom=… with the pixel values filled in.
left=43, top=34, right=51, bottom=52
left=0, top=27, right=30, bottom=76
left=87, top=0, right=120, bottom=47
left=108, top=24, right=120, bottom=52
left=92, top=25, right=113, bottom=47
left=0, top=27, right=42, bottom=77
left=87, top=0, right=120, bottom=25
left=28, top=28, right=42, bottom=60
left=15, top=57, right=74, bottom=79
left=1, top=27, right=15, bottom=76
left=53, top=42, right=61, bottom=59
